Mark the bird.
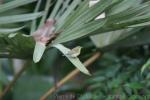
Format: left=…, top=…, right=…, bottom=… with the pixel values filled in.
left=66, top=46, right=82, bottom=58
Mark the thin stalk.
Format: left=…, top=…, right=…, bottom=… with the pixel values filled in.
left=40, top=52, right=101, bottom=100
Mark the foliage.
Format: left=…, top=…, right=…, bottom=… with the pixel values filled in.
left=0, top=0, right=150, bottom=100
left=79, top=52, right=150, bottom=100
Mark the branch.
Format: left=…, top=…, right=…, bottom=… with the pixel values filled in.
left=40, top=52, right=101, bottom=100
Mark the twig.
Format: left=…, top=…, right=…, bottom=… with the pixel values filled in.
left=40, top=52, right=101, bottom=100
left=0, top=62, right=28, bottom=99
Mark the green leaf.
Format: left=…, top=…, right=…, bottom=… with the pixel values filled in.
left=59, top=0, right=119, bottom=32
left=31, top=0, right=42, bottom=33
left=141, top=58, right=150, bottom=74
left=125, top=82, right=144, bottom=89
left=107, top=1, right=149, bottom=22
left=112, top=30, right=150, bottom=47
left=39, top=0, right=52, bottom=28
left=0, top=0, right=37, bottom=13
left=53, top=44, right=91, bottom=75
left=0, top=8, right=29, bottom=16
left=49, top=0, right=63, bottom=19
left=54, top=0, right=150, bottom=45
left=108, top=0, right=140, bottom=15
left=0, top=12, right=43, bottom=24
left=90, top=29, right=129, bottom=48
left=56, top=0, right=81, bottom=30
left=90, top=28, right=139, bottom=48
left=33, top=42, right=46, bottom=63
left=0, top=26, right=24, bottom=33
left=55, top=0, right=72, bottom=20
left=66, top=0, right=120, bottom=28
left=54, top=19, right=107, bottom=44
left=128, top=21, right=150, bottom=28
left=0, top=33, right=34, bottom=59
left=57, top=0, right=89, bottom=30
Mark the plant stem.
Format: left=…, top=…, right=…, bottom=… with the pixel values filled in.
left=40, top=52, right=101, bottom=100
left=0, top=62, right=28, bottom=99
